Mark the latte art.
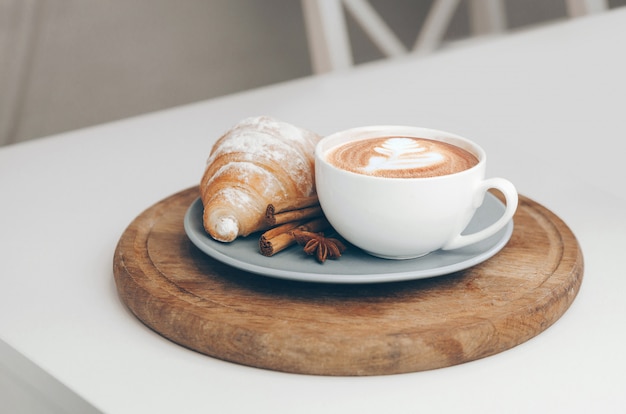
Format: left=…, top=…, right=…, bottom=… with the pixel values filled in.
left=363, top=137, right=444, bottom=172
left=326, top=137, right=479, bottom=178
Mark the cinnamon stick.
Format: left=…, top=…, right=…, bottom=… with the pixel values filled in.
left=259, top=217, right=331, bottom=257
left=259, top=220, right=304, bottom=256
left=265, top=196, right=319, bottom=219
left=265, top=205, right=323, bottom=227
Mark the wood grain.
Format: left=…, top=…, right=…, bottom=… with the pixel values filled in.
left=113, top=187, right=583, bottom=376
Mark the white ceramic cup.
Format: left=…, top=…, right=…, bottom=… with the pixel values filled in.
left=315, top=126, right=518, bottom=259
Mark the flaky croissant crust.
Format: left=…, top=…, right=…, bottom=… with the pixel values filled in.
left=200, top=116, right=320, bottom=242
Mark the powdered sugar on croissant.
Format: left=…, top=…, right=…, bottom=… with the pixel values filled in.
left=200, top=116, right=320, bottom=242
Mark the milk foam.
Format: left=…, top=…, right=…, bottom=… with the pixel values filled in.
left=363, top=137, right=444, bottom=172
left=326, top=136, right=478, bottom=178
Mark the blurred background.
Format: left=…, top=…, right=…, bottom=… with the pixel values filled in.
left=2, top=0, right=625, bottom=147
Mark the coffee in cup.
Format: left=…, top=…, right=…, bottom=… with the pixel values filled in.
left=325, top=136, right=479, bottom=179
left=315, top=126, right=518, bottom=260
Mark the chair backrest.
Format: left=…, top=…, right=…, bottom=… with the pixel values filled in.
left=567, top=0, right=608, bottom=16
left=301, top=0, right=608, bottom=74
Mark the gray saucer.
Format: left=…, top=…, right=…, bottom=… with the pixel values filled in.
left=184, top=192, right=513, bottom=284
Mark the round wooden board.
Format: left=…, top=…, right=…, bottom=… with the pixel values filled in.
left=113, top=187, right=583, bottom=376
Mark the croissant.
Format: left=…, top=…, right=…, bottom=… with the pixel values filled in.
left=200, top=116, right=321, bottom=242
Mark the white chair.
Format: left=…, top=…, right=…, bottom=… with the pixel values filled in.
left=566, top=0, right=609, bottom=16
left=301, top=0, right=608, bottom=74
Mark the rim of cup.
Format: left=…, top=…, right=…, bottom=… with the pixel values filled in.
left=315, top=125, right=487, bottom=181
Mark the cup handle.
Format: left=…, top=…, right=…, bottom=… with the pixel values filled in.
left=442, top=178, right=518, bottom=251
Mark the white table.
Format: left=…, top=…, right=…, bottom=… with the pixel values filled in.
left=1, top=8, right=625, bottom=414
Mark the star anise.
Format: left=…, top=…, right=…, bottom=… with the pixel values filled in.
left=291, top=230, right=347, bottom=263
